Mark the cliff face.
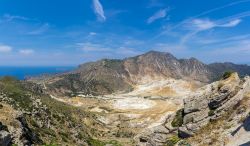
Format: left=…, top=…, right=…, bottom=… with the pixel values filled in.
left=34, top=51, right=250, bottom=96
left=136, top=73, right=250, bottom=146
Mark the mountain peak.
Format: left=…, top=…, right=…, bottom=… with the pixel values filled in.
left=142, top=51, right=176, bottom=60
left=144, top=50, right=173, bottom=56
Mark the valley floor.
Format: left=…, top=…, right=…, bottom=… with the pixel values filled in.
left=52, top=94, right=180, bottom=129
left=47, top=78, right=201, bottom=145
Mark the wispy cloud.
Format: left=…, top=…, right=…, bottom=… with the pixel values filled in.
left=170, top=0, right=250, bottom=31
left=77, top=42, right=111, bottom=52
left=197, top=33, right=250, bottom=45
left=153, top=0, right=250, bottom=40
left=0, top=44, right=12, bottom=53
left=180, top=18, right=241, bottom=44
left=147, top=0, right=165, bottom=8
left=89, top=32, right=97, bottom=36
left=147, top=8, right=169, bottom=24
left=19, top=49, right=34, bottom=55
left=116, top=47, right=141, bottom=56
left=105, top=9, right=127, bottom=18
left=93, top=0, right=106, bottom=22
left=203, top=40, right=250, bottom=62
left=27, top=23, right=50, bottom=35
left=76, top=41, right=141, bottom=58
left=0, top=14, right=29, bottom=23
left=186, top=18, right=241, bottom=31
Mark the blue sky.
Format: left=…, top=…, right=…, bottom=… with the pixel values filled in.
left=0, top=0, right=250, bottom=66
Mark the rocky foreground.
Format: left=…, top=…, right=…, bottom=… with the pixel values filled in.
left=0, top=77, right=97, bottom=146
left=1, top=71, right=250, bottom=146
left=136, top=73, right=250, bottom=146
left=1, top=50, right=250, bottom=146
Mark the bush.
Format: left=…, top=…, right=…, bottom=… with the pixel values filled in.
left=208, top=110, right=215, bottom=116
left=0, top=104, right=3, bottom=109
left=222, top=71, right=234, bottom=79
left=171, top=109, right=184, bottom=127
left=165, top=136, right=180, bottom=146
left=87, top=138, right=122, bottom=146
left=42, top=144, right=58, bottom=146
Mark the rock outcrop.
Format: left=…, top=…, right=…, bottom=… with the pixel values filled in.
left=179, top=73, right=250, bottom=137
left=0, top=122, right=11, bottom=146
left=136, top=73, right=250, bottom=146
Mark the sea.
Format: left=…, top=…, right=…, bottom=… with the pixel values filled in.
left=0, top=66, right=75, bottom=80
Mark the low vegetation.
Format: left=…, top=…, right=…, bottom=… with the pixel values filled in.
left=171, top=109, right=184, bottom=127
left=0, top=76, right=94, bottom=145
left=222, top=71, right=234, bottom=79
left=165, top=135, right=180, bottom=146
left=208, top=110, right=215, bottom=116
left=87, top=138, right=122, bottom=146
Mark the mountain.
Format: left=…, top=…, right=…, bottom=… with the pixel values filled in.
left=31, top=51, right=250, bottom=96
left=209, top=62, right=250, bottom=78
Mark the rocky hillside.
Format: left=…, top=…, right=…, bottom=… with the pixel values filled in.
left=30, top=51, right=250, bottom=96
left=0, top=77, right=123, bottom=146
left=136, top=72, right=250, bottom=146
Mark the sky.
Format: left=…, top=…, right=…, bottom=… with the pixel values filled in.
left=0, top=0, right=250, bottom=66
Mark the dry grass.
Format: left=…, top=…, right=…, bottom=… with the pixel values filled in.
left=0, top=103, right=19, bottom=128
left=145, top=86, right=177, bottom=97
left=187, top=119, right=227, bottom=146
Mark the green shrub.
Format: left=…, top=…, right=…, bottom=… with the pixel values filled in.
left=222, top=71, right=234, bottom=79
left=0, top=77, right=33, bottom=110
left=42, top=144, right=59, bottom=146
left=87, top=139, right=106, bottom=146
left=208, top=110, right=215, bottom=116
left=87, top=138, right=122, bottom=146
left=171, top=109, right=184, bottom=127
left=165, top=136, right=180, bottom=146
left=0, top=104, right=3, bottom=109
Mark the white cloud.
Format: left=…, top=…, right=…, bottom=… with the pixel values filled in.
left=220, top=19, right=241, bottom=27
left=19, top=49, right=34, bottom=55
left=89, top=32, right=97, bottom=36
left=167, top=1, right=250, bottom=31
left=189, top=19, right=216, bottom=31
left=147, top=8, right=168, bottom=24
left=187, top=18, right=241, bottom=31
left=93, top=0, right=106, bottom=22
left=77, top=42, right=111, bottom=52
left=0, top=45, right=12, bottom=53
left=154, top=1, right=250, bottom=40
left=27, top=23, right=50, bottom=35
left=180, top=18, right=242, bottom=43
left=1, top=14, right=29, bottom=23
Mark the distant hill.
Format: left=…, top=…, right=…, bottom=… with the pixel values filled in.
left=30, top=51, right=250, bottom=96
